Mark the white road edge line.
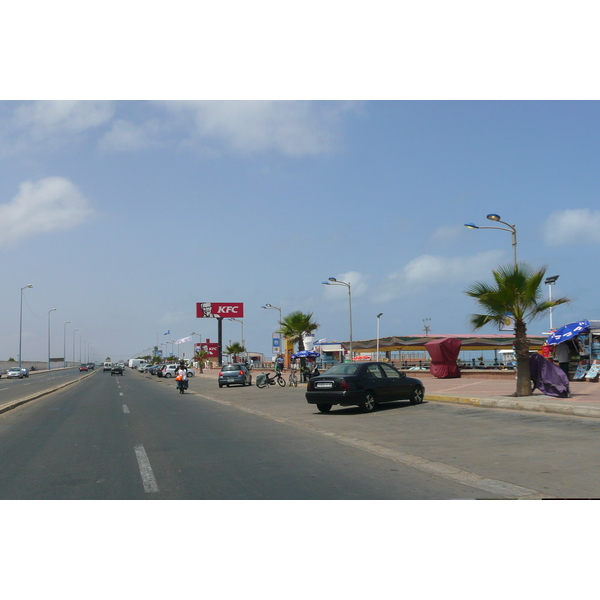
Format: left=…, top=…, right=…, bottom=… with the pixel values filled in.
left=122, top=405, right=130, bottom=414
left=134, top=444, right=160, bottom=493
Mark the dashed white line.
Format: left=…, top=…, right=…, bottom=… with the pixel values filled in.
left=119, top=392, right=123, bottom=396
left=134, top=445, right=160, bottom=493
left=122, top=405, right=130, bottom=414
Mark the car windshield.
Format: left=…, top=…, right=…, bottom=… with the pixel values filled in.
left=222, top=365, right=242, bottom=372
left=8, top=368, right=19, bottom=372
left=323, top=364, right=361, bottom=376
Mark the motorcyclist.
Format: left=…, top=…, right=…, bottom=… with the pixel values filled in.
left=175, top=360, right=188, bottom=392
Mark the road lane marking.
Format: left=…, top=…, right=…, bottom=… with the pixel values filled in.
left=119, top=392, right=123, bottom=396
left=122, top=405, right=130, bottom=414
left=134, top=445, right=160, bottom=493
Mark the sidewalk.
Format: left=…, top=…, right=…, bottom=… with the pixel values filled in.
left=195, top=367, right=600, bottom=419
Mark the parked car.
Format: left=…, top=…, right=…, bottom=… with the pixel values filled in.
left=79, top=364, right=89, bottom=372
left=218, top=363, right=252, bottom=387
left=111, top=364, right=124, bottom=376
left=148, top=364, right=161, bottom=375
left=156, top=364, right=167, bottom=377
left=162, top=364, right=195, bottom=378
left=6, top=367, right=24, bottom=379
left=305, top=361, right=425, bottom=413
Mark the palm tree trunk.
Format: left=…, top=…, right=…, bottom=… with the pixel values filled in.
left=514, top=321, right=532, bottom=396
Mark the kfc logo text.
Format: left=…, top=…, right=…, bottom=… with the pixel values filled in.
left=196, top=302, right=244, bottom=318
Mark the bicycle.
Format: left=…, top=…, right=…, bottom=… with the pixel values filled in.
left=288, top=368, right=298, bottom=387
left=256, top=371, right=287, bottom=388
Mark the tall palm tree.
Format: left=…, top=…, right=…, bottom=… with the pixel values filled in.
left=465, top=263, right=570, bottom=397
left=278, top=311, right=320, bottom=365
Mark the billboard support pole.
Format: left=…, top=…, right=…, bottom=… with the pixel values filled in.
left=217, top=317, right=223, bottom=366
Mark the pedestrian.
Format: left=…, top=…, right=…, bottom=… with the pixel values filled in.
left=276, top=354, right=284, bottom=373
left=555, top=342, right=570, bottom=378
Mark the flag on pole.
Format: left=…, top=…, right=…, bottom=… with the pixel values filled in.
left=164, top=330, right=170, bottom=335
left=175, top=336, right=193, bottom=344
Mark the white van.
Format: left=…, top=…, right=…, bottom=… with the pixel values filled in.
left=103, top=362, right=113, bottom=372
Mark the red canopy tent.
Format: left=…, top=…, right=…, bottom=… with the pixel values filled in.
left=424, top=337, right=462, bottom=378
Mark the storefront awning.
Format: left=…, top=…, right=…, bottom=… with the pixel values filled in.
left=344, top=334, right=547, bottom=353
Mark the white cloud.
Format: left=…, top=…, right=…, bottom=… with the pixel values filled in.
left=13, top=101, right=114, bottom=138
left=430, top=224, right=464, bottom=241
left=373, top=250, right=505, bottom=302
left=98, top=118, right=164, bottom=152
left=163, top=100, right=357, bottom=157
left=542, top=208, right=600, bottom=245
left=0, top=177, right=93, bottom=246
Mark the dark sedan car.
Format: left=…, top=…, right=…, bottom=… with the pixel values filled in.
left=305, top=361, right=425, bottom=413
left=111, top=364, right=124, bottom=376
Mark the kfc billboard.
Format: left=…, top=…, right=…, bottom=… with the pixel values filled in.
left=195, top=342, right=218, bottom=357
left=196, top=302, right=244, bottom=318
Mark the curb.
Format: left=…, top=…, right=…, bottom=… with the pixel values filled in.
left=426, top=394, right=600, bottom=419
left=0, top=370, right=97, bottom=415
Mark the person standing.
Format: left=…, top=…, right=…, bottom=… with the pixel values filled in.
left=555, top=342, right=570, bottom=378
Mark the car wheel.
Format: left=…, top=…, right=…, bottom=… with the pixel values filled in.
left=410, top=387, right=424, bottom=405
left=360, top=392, right=377, bottom=413
left=218, top=383, right=223, bottom=388
left=187, top=371, right=194, bottom=377
left=317, top=403, right=332, bottom=413
left=165, top=373, right=172, bottom=378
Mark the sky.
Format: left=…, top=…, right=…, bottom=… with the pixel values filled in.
left=2, top=99, right=600, bottom=363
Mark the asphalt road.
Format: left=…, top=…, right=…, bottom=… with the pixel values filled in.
left=3, top=368, right=600, bottom=499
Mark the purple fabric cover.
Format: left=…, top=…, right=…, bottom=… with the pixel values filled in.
left=529, top=353, right=570, bottom=398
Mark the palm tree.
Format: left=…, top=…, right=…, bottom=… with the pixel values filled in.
left=225, top=342, right=246, bottom=363
left=465, top=263, right=570, bottom=397
left=278, top=311, right=320, bottom=369
left=193, top=348, right=210, bottom=373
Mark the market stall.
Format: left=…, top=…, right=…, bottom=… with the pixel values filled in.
left=545, top=320, right=600, bottom=380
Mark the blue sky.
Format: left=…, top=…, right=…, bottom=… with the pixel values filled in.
left=2, top=99, right=600, bottom=362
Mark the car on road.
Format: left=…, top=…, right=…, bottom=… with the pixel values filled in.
left=20, top=368, right=29, bottom=378
left=79, top=364, right=89, bottom=372
left=111, top=364, right=124, bottom=376
left=87, top=363, right=95, bottom=370
left=218, top=364, right=252, bottom=387
left=305, top=361, right=425, bottom=413
left=6, top=367, right=24, bottom=379
left=103, top=362, right=112, bottom=372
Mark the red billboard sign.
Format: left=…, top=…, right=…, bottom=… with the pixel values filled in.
left=195, top=342, right=219, bottom=357
left=196, top=302, right=244, bottom=318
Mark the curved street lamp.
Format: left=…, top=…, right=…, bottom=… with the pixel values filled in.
left=19, top=284, right=33, bottom=370
left=465, top=213, right=517, bottom=266
left=323, top=277, right=353, bottom=360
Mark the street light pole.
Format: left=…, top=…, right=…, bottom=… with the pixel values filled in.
left=72, top=328, right=79, bottom=365
left=545, top=275, right=560, bottom=330
left=323, top=278, right=353, bottom=361
left=47, top=308, right=57, bottom=370
left=262, top=304, right=283, bottom=357
left=19, top=284, right=33, bottom=370
left=229, top=318, right=245, bottom=359
left=63, top=321, right=71, bottom=368
left=376, top=313, right=383, bottom=361
left=465, top=213, right=517, bottom=266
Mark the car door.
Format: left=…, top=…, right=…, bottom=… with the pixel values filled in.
left=363, top=363, right=391, bottom=401
left=379, top=363, right=414, bottom=400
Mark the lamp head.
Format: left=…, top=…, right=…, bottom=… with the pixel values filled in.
left=464, top=223, right=479, bottom=229
left=545, top=275, right=559, bottom=285
left=486, top=213, right=501, bottom=222
left=328, top=277, right=337, bottom=282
